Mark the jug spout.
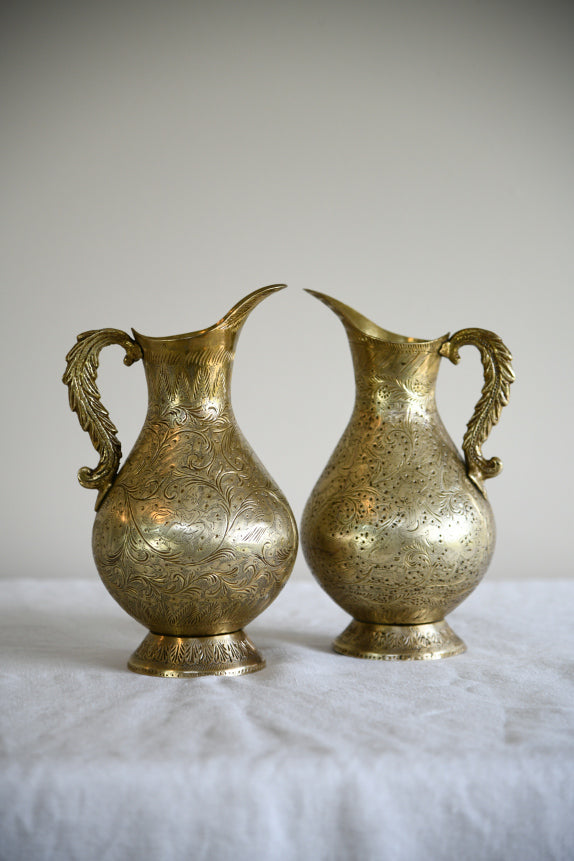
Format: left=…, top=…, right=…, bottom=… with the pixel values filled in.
left=63, top=284, right=298, bottom=676
left=133, top=283, right=287, bottom=355
left=302, top=290, right=514, bottom=660
left=132, top=284, right=287, bottom=413
left=305, top=290, right=440, bottom=347
left=305, top=290, right=448, bottom=405
left=216, top=283, right=287, bottom=336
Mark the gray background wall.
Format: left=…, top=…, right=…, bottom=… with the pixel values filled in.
left=2, top=0, right=572, bottom=583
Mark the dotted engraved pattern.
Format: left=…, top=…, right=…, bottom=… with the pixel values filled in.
left=369, top=627, right=444, bottom=649
left=302, top=326, right=496, bottom=626
left=93, top=337, right=298, bottom=637
left=334, top=619, right=465, bottom=660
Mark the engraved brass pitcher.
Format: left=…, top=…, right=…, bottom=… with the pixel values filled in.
left=63, top=285, right=298, bottom=677
left=301, top=291, right=514, bottom=660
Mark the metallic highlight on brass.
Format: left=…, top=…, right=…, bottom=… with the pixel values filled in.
left=333, top=619, right=466, bottom=661
left=63, top=329, right=143, bottom=509
left=128, top=630, right=265, bottom=678
left=63, top=285, right=298, bottom=677
left=301, top=291, right=514, bottom=660
left=439, top=329, right=514, bottom=493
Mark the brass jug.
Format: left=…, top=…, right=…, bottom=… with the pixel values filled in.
left=63, top=285, right=298, bottom=677
left=301, top=291, right=514, bottom=660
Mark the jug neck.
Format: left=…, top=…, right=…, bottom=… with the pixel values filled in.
left=132, top=284, right=285, bottom=419
left=304, top=291, right=447, bottom=416
left=349, top=334, right=445, bottom=415
left=135, top=328, right=237, bottom=417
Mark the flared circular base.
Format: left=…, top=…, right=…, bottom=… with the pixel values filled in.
left=333, top=618, right=466, bottom=661
left=128, top=630, right=266, bottom=677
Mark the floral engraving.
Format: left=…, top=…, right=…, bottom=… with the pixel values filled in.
left=334, top=619, right=465, bottom=660
left=81, top=288, right=298, bottom=641
left=133, top=633, right=260, bottom=670
left=302, top=301, right=501, bottom=628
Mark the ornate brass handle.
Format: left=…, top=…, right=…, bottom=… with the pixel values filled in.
left=63, top=329, right=143, bottom=509
left=439, top=328, right=515, bottom=494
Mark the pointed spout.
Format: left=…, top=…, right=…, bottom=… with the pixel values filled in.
left=131, top=285, right=288, bottom=410
left=304, top=290, right=442, bottom=345
left=218, top=284, right=287, bottom=334
left=305, top=290, right=389, bottom=341
left=132, top=284, right=287, bottom=351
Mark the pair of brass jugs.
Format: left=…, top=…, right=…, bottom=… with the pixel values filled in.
left=64, top=285, right=514, bottom=677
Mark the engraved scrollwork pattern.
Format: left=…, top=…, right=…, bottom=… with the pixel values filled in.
left=301, top=293, right=510, bottom=630
left=56, top=286, right=300, bottom=651
left=92, top=337, right=298, bottom=637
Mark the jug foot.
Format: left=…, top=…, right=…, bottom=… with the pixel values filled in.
left=128, top=630, right=266, bottom=677
left=333, top=619, right=466, bottom=661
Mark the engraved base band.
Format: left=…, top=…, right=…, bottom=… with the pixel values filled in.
left=128, top=630, right=266, bottom=677
left=333, top=618, right=466, bottom=661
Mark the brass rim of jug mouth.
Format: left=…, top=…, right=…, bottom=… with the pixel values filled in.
left=132, top=283, right=287, bottom=345
left=305, top=289, right=448, bottom=348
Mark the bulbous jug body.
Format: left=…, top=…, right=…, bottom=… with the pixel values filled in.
left=64, top=285, right=298, bottom=676
left=301, top=292, right=514, bottom=660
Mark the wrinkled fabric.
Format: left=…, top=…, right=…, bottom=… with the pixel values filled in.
left=0, top=577, right=573, bottom=861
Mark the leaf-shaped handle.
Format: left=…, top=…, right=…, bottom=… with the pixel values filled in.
left=63, top=329, right=143, bottom=510
left=439, top=328, right=515, bottom=494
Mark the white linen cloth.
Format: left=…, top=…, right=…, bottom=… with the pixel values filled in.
left=1, top=577, right=573, bottom=861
